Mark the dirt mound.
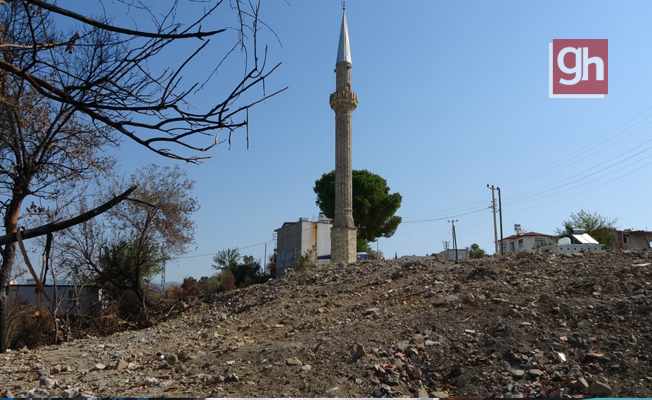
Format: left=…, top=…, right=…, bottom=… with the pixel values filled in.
left=1, top=250, right=651, bottom=397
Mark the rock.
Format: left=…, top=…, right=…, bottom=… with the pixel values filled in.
left=301, top=364, right=312, bottom=371
left=90, top=363, right=106, bottom=371
left=286, top=357, right=303, bottom=366
left=589, top=381, right=613, bottom=397
left=352, top=343, right=366, bottom=360
left=538, top=293, right=551, bottom=303
left=177, top=350, right=193, bottom=362
left=417, top=388, right=429, bottom=397
left=446, top=295, right=459, bottom=302
left=166, top=353, right=179, bottom=365
left=512, top=369, right=525, bottom=379
left=39, top=376, right=56, bottom=389
left=432, top=391, right=449, bottom=398
left=61, top=387, right=80, bottom=398
left=571, top=377, right=589, bottom=390
left=363, top=308, right=379, bottom=316
left=115, top=358, right=129, bottom=370
left=384, top=370, right=400, bottom=386
left=528, top=369, right=544, bottom=378
left=227, top=372, right=239, bottom=382
left=373, top=389, right=383, bottom=397
left=142, top=377, right=159, bottom=386
left=51, top=364, right=62, bottom=375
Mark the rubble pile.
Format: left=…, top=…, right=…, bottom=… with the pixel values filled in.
left=1, top=250, right=651, bottom=397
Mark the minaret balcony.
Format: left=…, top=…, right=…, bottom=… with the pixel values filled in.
left=330, top=91, right=359, bottom=111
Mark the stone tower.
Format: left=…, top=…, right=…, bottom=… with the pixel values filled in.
left=330, top=6, right=358, bottom=264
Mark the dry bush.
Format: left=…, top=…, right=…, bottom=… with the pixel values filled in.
left=220, top=270, right=237, bottom=291
left=7, top=301, right=55, bottom=349
left=166, top=285, right=184, bottom=300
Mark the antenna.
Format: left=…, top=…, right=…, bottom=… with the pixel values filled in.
left=343, top=1, right=346, bottom=12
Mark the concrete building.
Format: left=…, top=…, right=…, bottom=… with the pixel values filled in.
left=499, top=231, right=556, bottom=253
left=9, top=281, right=100, bottom=316
left=274, top=217, right=332, bottom=277
left=614, top=229, right=652, bottom=250
left=330, top=5, right=358, bottom=264
left=439, top=248, right=469, bottom=260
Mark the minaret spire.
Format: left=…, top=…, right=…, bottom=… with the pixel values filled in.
left=336, top=5, right=352, bottom=64
left=330, top=5, right=358, bottom=265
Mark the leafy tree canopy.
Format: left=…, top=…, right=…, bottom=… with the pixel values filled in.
left=212, top=248, right=241, bottom=271
left=468, top=243, right=486, bottom=259
left=314, top=169, right=402, bottom=243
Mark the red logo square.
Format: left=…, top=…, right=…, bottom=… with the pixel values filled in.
left=552, top=39, right=608, bottom=95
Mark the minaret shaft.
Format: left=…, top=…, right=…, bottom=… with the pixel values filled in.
left=330, top=8, right=358, bottom=264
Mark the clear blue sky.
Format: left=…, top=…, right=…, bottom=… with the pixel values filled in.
left=108, top=1, right=652, bottom=282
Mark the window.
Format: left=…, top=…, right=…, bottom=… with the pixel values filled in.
left=518, top=239, right=524, bottom=249
left=535, top=238, right=546, bottom=246
left=510, top=242, right=515, bottom=252
left=623, top=234, right=630, bottom=244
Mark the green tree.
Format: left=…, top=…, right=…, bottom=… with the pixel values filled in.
left=212, top=248, right=241, bottom=271
left=231, top=256, right=261, bottom=286
left=555, top=210, right=618, bottom=250
left=95, top=239, right=163, bottom=305
left=314, top=170, right=402, bottom=243
left=468, top=243, right=486, bottom=259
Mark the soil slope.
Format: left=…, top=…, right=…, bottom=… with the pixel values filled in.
left=1, top=250, right=651, bottom=398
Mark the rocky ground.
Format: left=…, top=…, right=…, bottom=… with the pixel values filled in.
left=1, top=250, right=652, bottom=398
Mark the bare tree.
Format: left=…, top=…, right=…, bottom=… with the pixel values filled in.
left=0, top=0, right=283, bottom=352
left=0, top=0, right=284, bottom=161
left=58, top=164, right=198, bottom=309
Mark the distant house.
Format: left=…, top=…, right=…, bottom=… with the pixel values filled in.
left=9, top=281, right=100, bottom=316
left=614, top=229, right=652, bottom=250
left=274, top=216, right=332, bottom=277
left=438, top=248, right=469, bottom=260
left=499, top=231, right=555, bottom=253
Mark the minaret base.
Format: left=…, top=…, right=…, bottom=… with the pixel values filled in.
left=331, top=226, right=357, bottom=264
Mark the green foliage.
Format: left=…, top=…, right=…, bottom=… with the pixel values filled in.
left=293, top=245, right=316, bottom=271
left=212, top=248, right=241, bottom=270
left=357, top=238, right=372, bottom=253
left=96, top=239, right=163, bottom=299
left=199, top=275, right=222, bottom=295
left=555, top=210, right=618, bottom=250
left=468, top=243, right=486, bottom=259
left=314, top=169, right=402, bottom=242
left=229, top=255, right=261, bottom=287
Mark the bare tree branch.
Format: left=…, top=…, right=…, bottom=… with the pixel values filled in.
left=0, top=185, right=136, bottom=246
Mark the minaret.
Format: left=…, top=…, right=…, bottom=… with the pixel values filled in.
left=330, top=4, right=358, bottom=264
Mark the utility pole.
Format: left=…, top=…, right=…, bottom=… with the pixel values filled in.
left=497, top=187, right=504, bottom=255
left=487, top=184, right=498, bottom=254
left=448, top=220, right=458, bottom=261
left=264, top=243, right=267, bottom=275
left=442, top=240, right=449, bottom=250
left=161, top=259, right=166, bottom=299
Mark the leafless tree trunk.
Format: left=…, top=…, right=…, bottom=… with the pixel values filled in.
left=0, top=0, right=284, bottom=353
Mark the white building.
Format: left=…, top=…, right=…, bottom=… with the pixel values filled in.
left=499, top=231, right=556, bottom=253
left=274, top=216, right=332, bottom=277
left=9, top=281, right=100, bottom=316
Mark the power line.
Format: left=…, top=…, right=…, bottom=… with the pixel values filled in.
left=402, top=207, right=487, bottom=224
